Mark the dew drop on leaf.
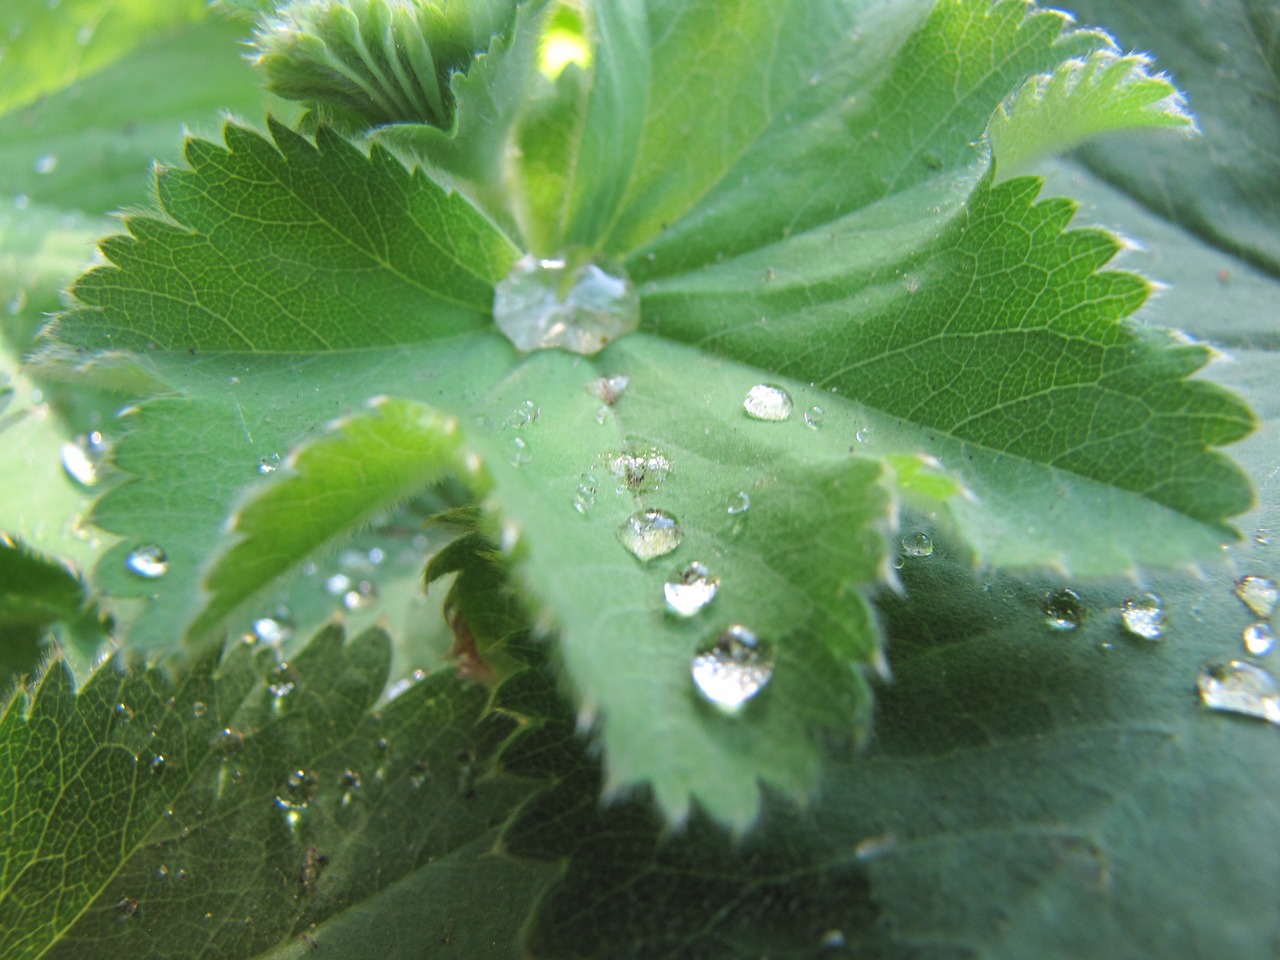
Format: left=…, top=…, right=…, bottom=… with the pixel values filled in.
left=572, top=474, right=598, bottom=514
left=803, top=404, right=825, bottom=429
left=60, top=431, right=108, bottom=487
left=617, top=509, right=683, bottom=561
left=493, top=252, right=639, bottom=355
left=1197, top=658, right=1280, bottom=724
left=257, top=452, right=281, bottom=474
left=1120, top=593, right=1165, bottom=641
left=125, top=544, right=169, bottom=579
left=342, top=580, right=378, bottom=610
left=900, top=532, right=934, bottom=558
left=587, top=374, right=629, bottom=405
left=855, top=425, right=874, bottom=444
left=268, top=663, right=296, bottom=699
left=1234, top=575, right=1278, bottom=619
left=725, top=491, right=751, bottom=515
left=1043, top=588, right=1085, bottom=631
left=505, top=399, right=539, bottom=428
left=509, top=435, right=533, bottom=467
left=606, top=444, right=672, bottom=493
left=149, top=754, right=166, bottom=776
left=1243, top=622, right=1276, bottom=657
left=691, top=625, right=774, bottom=711
left=276, top=769, right=318, bottom=810
left=191, top=701, right=207, bottom=718
left=664, top=561, right=720, bottom=617
left=324, top=572, right=352, bottom=597
left=253, top=615, right=294, bottom=644
left=743, top=383, right=793, bottom=421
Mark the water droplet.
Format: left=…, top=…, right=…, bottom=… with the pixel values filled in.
left=572, top=474, right=598, bottom=514
left=606, top=444, right=672, bottom=493
left=253, top=616, right=293, bottom=645
left=60, top=431, right=108, bottom=486
left=342, top=580, right=378, bottom=610
left=691, top=625, right=775, bottom=710
left=268, top=663, right=296, bottom=698
left=803, top=405, right=825, bottom=429
left=855, top=425, right=874, bottom=444
left=1244, top=622, right=1277, bottom=657
left=156, top=864, right=169, bottom=879
left=340, top=769, right=362, bottom=790
left=116, top=896, right=140, bottom=919
left=743, top=384, right=793, bottom=421
left=257, top=453, right=281, bottom=474
left=900, top=532, right=933, bottom=558
left=114, top=702, right=134, bottom=722
left=1234, top=575, right=1278, bottom=619
left=664, top=562, right=720, bottom=616
left=509, top=435, right=533, bottom=466
left=366, top=546, right=385, bottom=565
left=150, top=754, right=167, bottom=776
left=505, top=399, right=539, bottom=429
left=1254, top=526, right=1272, bottom=546
left=33, top=153, right=56, bottom=175
left=276, top=769, right=318, bottom=810
left=324, top=572, right=353, bottom=596
left=1120, top=593, right=1165, bottom=641
left=191, top=701, right=207, bottom=718
left=587, top=375, right=629, bottom=405
left=725, top=491, right=751, bottom=515
left=903, top=272, right=921, bottom=294
left=1043, top=588, right=1085, bottom=631
left=617, top=509, right=683, bottom=561
left=493, top=251, right=639, bottom=355
left=1197, top=658, right=1280, bottom=724
left=125, top=544, right=169, bottom=579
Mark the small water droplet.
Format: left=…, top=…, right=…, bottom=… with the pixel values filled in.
left=276, top=769, right=318, bottom=810
left=116, top=896, right=140, bottom=919
left=606, top=444, right=672, bottom=493
left=509, top=435, right=533, bottom=466
left=1254, top=527, right=1272, bottom=546
left=268, top=663, right=296, bottom=699
left=257, top=453, right=281, bottom=474
left=664, top=561, right=720, bottom=616
left=617, top=509, right=683, bottom=561
left=900, top=532, right=933, bottom=558
left=743, top=384, right=793, bottom=421
left=572, top=474, right=598, bottom=514
left=156, top=864, right=169, bottom=879
left=60, top=431, right=108, bottom=486
left=366, top=546, right=385, bottom=565
left=342, top=580, right=378, bottom=610
left=691, top=625, right=775, bottom=710
left=494, top=251, right=639, bottom=355
left=253, top=616, right=293, bottom=645
left=150, top=754, right=166, bottom=776
left=505, top=399, right=540, bottom=429
left=191, top=701, right=207, bottom=718
left=125, top=544, right=169, bottom=579
left=903, top=272, right=921, bottom=294
left=1120, top=593, right=1165, bottom=641
left=855, top=425, right=874, bottom=444
left=803, top=405, right=825, bottom=429
left=324, top=572, right=353, bottom=596
left=726, top=491, right=751, bottom=515
left=587, top=375, right=629, bottom=405
left=1234, top=575, right=1278, bottom=618
left=1197, top=658, right=1280, bottom=724
left=1043, top=588, right=1085, bottom=631
left=1244, top=622, right=1277, bottom=657
left=114, top=702, right=134, bottom=722
left=33, top=153, right=57, bottom=175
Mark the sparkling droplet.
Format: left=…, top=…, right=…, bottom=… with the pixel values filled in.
left=253, top=616, right=293, bottom=645
left=803, top=405, right=825, bottom=429
left=572, top=474, right=598, bottom=514
left=509, top=435, right=533, bottom=467
left=150, top=754, right=166, bottom=775
left=1234, top=575, right=1278, bottom=619
left=34, top=153, right=57, bottom=175
left=587, top=375, right=629, bottom=405
left=1244, top=622, right=1277, bottom=657
left=257, top=453, right=281, bottom=474
left=855, top=425, right=874, bottom=444
left=1120, top=593, right=1165, bottom=641
left=743, top=384, right=793, bottom=421
left=505, top=399, right=539, bottom=429
left=324, top=572, right=353, bottom=596
left=1043, top=588, right=1085, bottom=631
left=664, top=561, right=720, bottom=616
left=725, top=491, right=751, bottom=515
left=268, top=663, right=296, bottom=699
left=493, top=251, right=639, bottom=355
left=276, top=769, right=318, bottom=810
left=900, top=532, right=933, bottom=558
left=691, top=625, right=775, bottom=710
left=191, top=701, right=207, bottom=718
left=60, top=431, right=108, bottom=487
left=617, top=509, right=683, bottom=561
left=606, top=444, right=672, bottom=493
left=342, top=580, right=378, bottom=610
left=125, top=544, right=169, bottom=579
left=1197, top=658, right=1280, bottom=724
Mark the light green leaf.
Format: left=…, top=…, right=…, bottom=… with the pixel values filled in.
left=0, top=624, right=555, bottom=960
left=989, top=48, right=1195, bottom=178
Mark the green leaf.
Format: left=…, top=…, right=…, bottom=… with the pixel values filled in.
left=0, top=624, right=555, bottom=959
left=0, top=536, right=109, bottom=674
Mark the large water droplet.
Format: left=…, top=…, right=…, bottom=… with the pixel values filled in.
left=1043, top=588, right=1084, bottom=631
left=606, top=444, right=672, bottom=493
left=691, top=625, right=775, bottom=710
left=664, top=561, right=720, bottom=617
left=1197, top=658, right=1280, bottom=724
left=900, top=532, right=933, bottom=558
left=125, top=544, right=169, bottom=579
left=60, top=431, right=108, bottom=487
left=743, top=384, right=793, bottom=421
left=493, top=252, right=639, bottom=355
left=1120, top=593, right=1165, bottom=641
left=1234, top=575, right=1278, bottom=619
left=617, top=509, right=683, bottom=561
left=1244, top=622, right=1277, bottom=657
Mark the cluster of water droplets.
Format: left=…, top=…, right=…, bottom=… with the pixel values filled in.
left=1197, top=573, right=1279, bottom=724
